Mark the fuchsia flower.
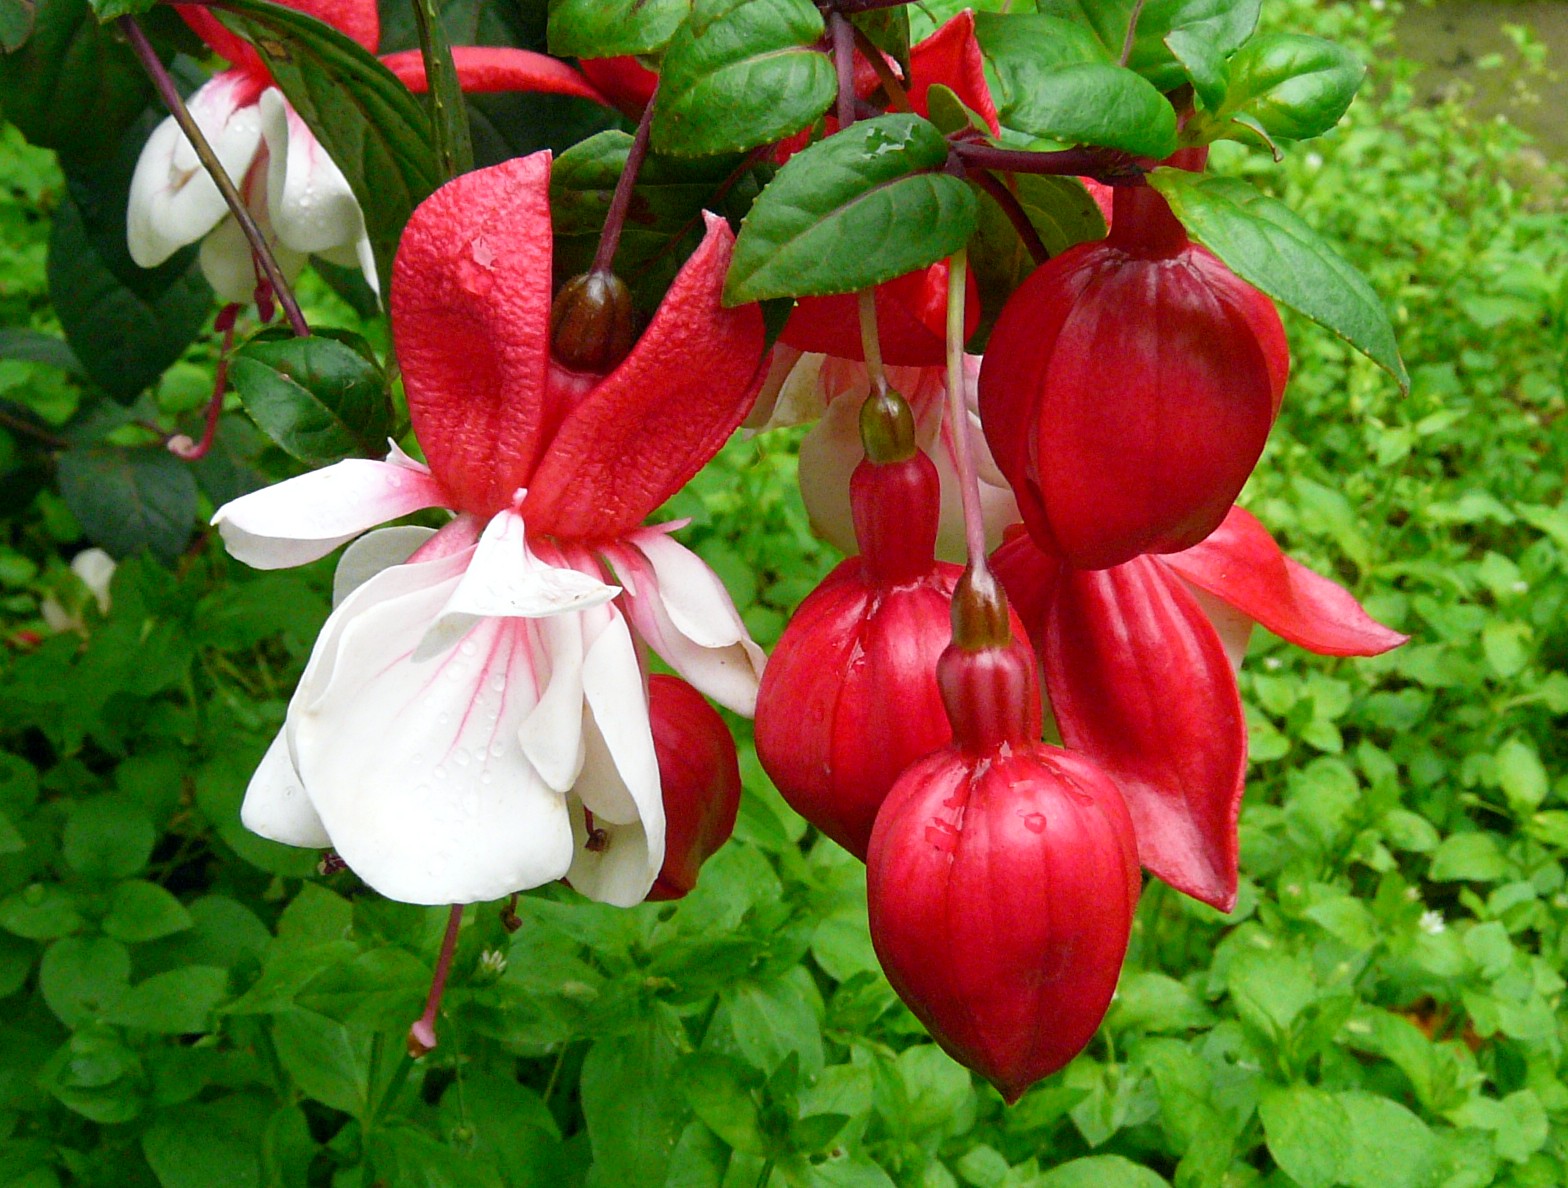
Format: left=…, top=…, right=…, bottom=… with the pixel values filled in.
left=646, top=675, right=742, bottom=901
left=216, top=153, right=766, bottom=906
left=128, top=0, right=608, bottom=302
left=993, top=505, right=1407, bottom=911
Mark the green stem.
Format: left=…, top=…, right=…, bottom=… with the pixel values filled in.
left=410, top=0, right=473, bottom=180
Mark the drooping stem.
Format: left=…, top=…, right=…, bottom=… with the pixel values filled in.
left=856, top=289, right=888, bottom=398
left=951, top=139, right=1142, bottom=184
left=411, top=0, right=474, bottom=180
left=850, top=26, right=910, bottom=112
left=592, top=87, right=657, bottom=276
left=117, top=16, right=310, bottom=338
left=943, top=248, right=988, bottom=571
left=829, top=10, right=857, bottom=129
left=168, top=304, right=241, bottom=461
left=408, top=903, right=465, bottom=1057
left=969, top=171, right=1050, bottom=266
left=1119, top=0, right=1148, bottom=68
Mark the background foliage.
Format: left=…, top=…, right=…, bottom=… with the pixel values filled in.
left=1, top=0, right=1566, bottom=1185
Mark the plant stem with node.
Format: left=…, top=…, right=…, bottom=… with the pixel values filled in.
left=592, top=88, right=657, bottom=276
left=950, top=138, right=1144, bottom=184
left=969, top=170, right=1051, bottom=266
left=943, top=248, right=989, bottom=571
left=857, top=289, right=889, bottom=397
left=168, top=304, right=241, bottom=461
left=117, top=16, right=310, bottom=338
left=411, top=0, right=474, bottom=180
left=850, top=26, right=911, bottom=111
left=829, top=10, right=857, bottom=129
left=1120, top=0, right=1149, bottom=68
left=828, top=0, right=912, bottom=14
left=408, top=903, right=465, bottom=1057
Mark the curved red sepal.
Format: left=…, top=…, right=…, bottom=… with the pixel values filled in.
left=1163, top=506, right=1408, bottom=657
left=391, top=154, right=554, bottom=516
left=176, top=5, right=268, bottom=79
left=525, top=216, right=767, bottom=540
left=990, top=527, right=1061, bottom=643
left=780, top=263, right=980, bottom=368
left=381, top=47, right=611, bottom=106
left=580, top=56, right=660, bottom=120
left=908, top=11, right=1000, bottom=135
left=647, top=675, right=741, bottom=901
left=1045, top=558, right=1246, bottom=911
left=291, top=0, right=379, bottom=51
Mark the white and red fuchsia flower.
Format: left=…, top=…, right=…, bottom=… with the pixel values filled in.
left=127, top=0, right=608, bottom=301
left=212, top=153, right=766, bottom=907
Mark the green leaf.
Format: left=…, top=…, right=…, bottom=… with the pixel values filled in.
left=1259, top=1084, right=1348, bottom=1188
left=48, top=173, right=210, bottom=402
left=88, top=0, right=158, bottom=17
left=56, top=446, right=198, bottom=562
left=0, top=328, right=83, bottom=375
left=0, top=0, right=36, bottom=52
left=547, top=0, right=690, bottom=58
left=726, top=113, right=976, bottom=303
left=684, top=1053, right=768, bottom=1156
left=0, top=0, right=151, bottom=161
left=1226, top=949, right=1316, bottom=1036
left=270, top=1008, right=373, bottom=1114
left=105, top=966, right=228, bottom=1033
left=653, top=0, right=835, bottom=158
left=1339, top=1091, right=1437, bottom=1188
left=0, top=808, right=23, bottom=855
left=406, top=0, right=473, bottom=180
left=143, top=1097, right=269, bottom=1188
left=39, top=936, right=130, bottom=1026
left=1038, top=1155, right=1171, bottom=1188
left=229, top=332, right=392, bottom=464
left=0, top=882, right=85, bottom=940
left=219, top=0, right=443, bottom=293
left=580, top=1014, right=689, bottom=1184
left=38, top=1031, right=145, bottom=1124
left=975, top=15, right=1177, bottom=157
left=103, top=880, right=194, bottom=944
left=1163, top=26, right=1228, bottom=112
left=63, top=794, right=155, bottom=878
left=723, top=970, right=824, bottom=1077
left=1201, top=33, right=1364, bottom=143
left=1429, top=832, right=1507, bottom=882
left=1146, top=170, right=1409, bottom=391
left=1036, top=0, right=1262, bottom=92
left=1495, top=738, right=1548, bottom=812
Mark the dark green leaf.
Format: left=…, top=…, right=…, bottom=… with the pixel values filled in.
left=219, top=0, right=443, bottom=293
left=38, top=1031, right=146, bottom=1123
left=89, top=0, right=158, bottom=17
left=56, top=446, right=199, bottom=562
left=0, top=328, right=83, bottom=375
left=48, top=171, right=210, bottom=402
left=407, top=0, right=474, bottom=179
left=1202, top=33, right=1364, bottom=142
left=0, top=0, right=151, bottom=160
left=39, top=936, right=130, bottom=1026
left=653, top=0, right=835, bottom=158
left=547, top=0, right=689, bottom=58
left=105, top=965, right=227, bottom=1032
left=1259, top=1084, right=1348, bottom=1188
left=229, top=332, right=392, bottom=464
left=580, top=1014, right=689, bottom=1184
left=103, top=880, right=194, bottom=944
left=725, top=114, right=976, bottom=303
left=63, top=794, right=155, bottom=878
left=1147, top=170, right=1408, bottom=390
left=1036, top=0, right=1262, bottom=92
left=0, top=882, right=85, bottom=940
left=850, top=9, right=909, bottom=78
left=0, top=0, right=35, bottom=52
left=0, top=807, right=23, bottom=855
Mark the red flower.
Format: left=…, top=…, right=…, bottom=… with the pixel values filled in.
left=993, top=506, right=1406, bottom=910
left=979, top=161, right=1290, bottom=570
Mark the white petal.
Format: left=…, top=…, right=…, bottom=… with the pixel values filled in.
left=414, top=508, right=618, bottom=661
left=212, top=457, right=448, bottom=569
left=241, top=730, right=331, bottom=848
left=516, top=611, right=588, bottom=793
left=198, top=212, right=307, bottom=305
left=1185, top=583, right=1253, bottom=674
left=743, top=344, right=806, bottom=431
left=258, top=90, right=368, bottom=257
left=126, top=73, right=263, bottom=269
left=931, top=413, right=1021, bottom=563
left=290, top=564, right=575, bottom=905
left=333, top=526, right=437, bottom=607
left=606, top=534, right=765, bottom=717
left=796, top=391, right=861, bottom=556
left=565, top=609, right=664, bottom=907
left=69, top=548, right=116, bottom=613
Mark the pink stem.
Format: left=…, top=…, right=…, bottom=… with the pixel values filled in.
left=408, top=903, right=464, bottom=1057
left=943, top=249, right=989, bottom=570
left=170, top=305, right=241, bottom=461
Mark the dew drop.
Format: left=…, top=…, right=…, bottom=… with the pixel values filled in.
left=1022, top=812, right=1047, bottom=834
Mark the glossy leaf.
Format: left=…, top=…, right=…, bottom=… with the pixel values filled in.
left=218, top=0, right=443, bottom=294
left=56, top=446, right=199, bottom=562
left=87, top=0, right=158, bottom=16
left=228, top=332, right=393, bottom=465
left=547, top=0, right=690, bottom=58
left=976, top=15, right=1176, bottom=156
left=1204, top=33, right=1364, bottom=141
left=1148, top=170, right=1409, bottom=391
left=1036, top=0, right=1262, bottom=92
left=725, top=114, right=976, bottom=304
left=653, top=0, right=835, bottom=158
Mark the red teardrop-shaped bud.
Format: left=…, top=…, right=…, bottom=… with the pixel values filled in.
left=866, top=741, right=1140, bottom=1102
left=849, top=448, right=940, bottom=586
left=646, top=675, right=741, bottom=901
left=978, top=176, right=1288, bottom=571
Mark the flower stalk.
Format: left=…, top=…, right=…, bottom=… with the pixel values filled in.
left=591, top=87, right=658, bottom=277
left=408, top=903, right=465, bottom=1057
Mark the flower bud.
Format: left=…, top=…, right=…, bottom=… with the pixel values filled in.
left=867, top=726, right=1139, bottom=1101
left=646, top=676, right=741, bottom=901
left=978, top=159, right=1288, bottom=571
left=550, top=270, right=638, bottom=374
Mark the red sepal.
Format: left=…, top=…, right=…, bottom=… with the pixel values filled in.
left=176, top=5, right=268, bottom=80
left=1163, top=506, right=1407, bottom=656
left=780, top=263, right=979, bottom=368
left=382, top=47, right=610, bottom=106
left=646, top=676, right=741, bottom=901
left=907, top=11, right=999, bottom=135
left=291, top=0, right=379, bottom=50
left=580, top=56, right=660, bottom=119
left=1045, top=557, right=1246, bottom=911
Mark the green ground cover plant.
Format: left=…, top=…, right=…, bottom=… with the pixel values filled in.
left=0, top=0, right=1565, bottom=1184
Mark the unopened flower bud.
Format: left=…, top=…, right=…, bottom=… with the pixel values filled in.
left=949, top=565, right=1011, bottom=651
left=550, top=270, right=638, bottom=373
left=858, top=387, right=916, bottom=464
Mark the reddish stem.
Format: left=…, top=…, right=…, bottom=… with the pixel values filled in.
left=951, top=138, right=1144, bottom=184
left=169, top=305, right=241, bottom=461
left=829, top=11, right=857, bottom=130
left=408, top=903, right=465, bottom=1057
left=592, top=87, right=657, bottom=277
left=850, top=26, right=910, bottom=112
left=970, top=171, right=1050, bottom=266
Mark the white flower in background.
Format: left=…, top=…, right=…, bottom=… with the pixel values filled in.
left=40, top=548, right=117, bottom=634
